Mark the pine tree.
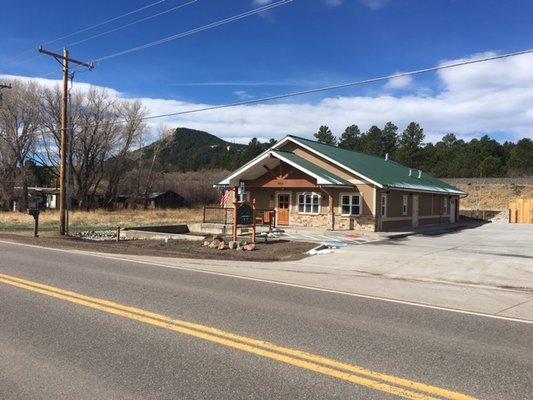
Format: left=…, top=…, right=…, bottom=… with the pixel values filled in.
left=508, top=138, right=533, bottom=175
left=396, top=122, right=425, bottom=168
left=314, top=125, right=337, bottom=145
left=338, top=125, right=362, bottom=150
left=381, top=121, right=398, bottom=158
left=361, top=126, right=383, bottom=156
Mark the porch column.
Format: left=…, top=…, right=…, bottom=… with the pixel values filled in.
left=329, top=191, right=335, bottom=230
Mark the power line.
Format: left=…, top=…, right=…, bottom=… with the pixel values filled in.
left=67, top=0, right=199, bottom=49
left=140, top=48, right=533, bottom=120
left=47, top=0, right=168, bottom=46
left=34, top=47, right=533, bottom=135
left=93, top=0, right=294, bottom=63
left=5, top=0, right=167, bottom=68
left=5, top=0, right=291, bottom=83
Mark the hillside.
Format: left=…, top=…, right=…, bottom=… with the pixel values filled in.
left=140, top=128, right=248, bottom=172
left=444, top=177, right=533, bottom=211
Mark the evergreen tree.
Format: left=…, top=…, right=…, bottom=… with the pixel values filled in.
left=396, top=122, right=425, bottom=168
left=381, top=122, right=399, bottom=158
left=338, top=125, right=362, bottom=151
left=507, top=138, right=533, bottom=175
left=361, top=126, right=383, bottom=156
left=314, top=125, right=337, bottom=145
left=478, top=156, right=503, bottom=177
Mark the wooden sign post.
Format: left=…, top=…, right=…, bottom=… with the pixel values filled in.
left=252, top=198, right=256, bottom=244
left=232, top=186, right=257, bottom=244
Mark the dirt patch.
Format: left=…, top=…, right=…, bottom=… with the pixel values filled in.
left=0, top=232, right=315, bottom=262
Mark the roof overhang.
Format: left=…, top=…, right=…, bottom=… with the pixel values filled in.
left=272, top=136, right=384, bottom=188
left=215, top=150, right=349, bottom=187
left=386, top=186, right=468, bottom=197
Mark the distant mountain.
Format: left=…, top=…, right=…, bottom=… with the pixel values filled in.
left=138, top=127, right=273, bottom=172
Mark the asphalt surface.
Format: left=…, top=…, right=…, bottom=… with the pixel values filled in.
left=0, top=241, right=531, bottom=399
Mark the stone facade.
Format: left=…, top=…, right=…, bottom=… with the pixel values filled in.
left=284, top=211, right=376, bottom=232
left=289, top=211, right=331, bottom=228
left=335, top=215, right=376, bottom=231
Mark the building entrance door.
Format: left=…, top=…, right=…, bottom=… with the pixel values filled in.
left=277, top=194, right=290, bottom=226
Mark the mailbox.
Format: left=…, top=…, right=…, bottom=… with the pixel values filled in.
left=28, top=207, right=40, bottom=237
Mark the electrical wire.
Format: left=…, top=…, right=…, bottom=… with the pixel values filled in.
left=5, top=0, right=168, bottom=68
left=67, top=0, right=199, bottom=48
left=93, top=0, right=294, bottom=62
left=33, top=47, right=533, bottom=135
left=48, top=0, right=168, bottom=49
left=140, top=48, right=533, bottom=120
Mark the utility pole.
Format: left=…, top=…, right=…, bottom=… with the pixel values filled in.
left=38, top=46, right=93, bottom=235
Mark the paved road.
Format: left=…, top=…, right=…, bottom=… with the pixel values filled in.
left=0, top=241, right=531, bottom=399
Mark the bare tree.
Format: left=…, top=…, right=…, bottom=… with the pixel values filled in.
left=103, top=100, right=146, bottom=209
left=0, top=80, right=42, bottom=211
left=39, top=86, right=146, bottom=210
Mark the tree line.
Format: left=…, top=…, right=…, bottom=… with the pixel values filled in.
left=0, top=80, right=159, bottom=211
left=313, top=123, right=533, bottom=178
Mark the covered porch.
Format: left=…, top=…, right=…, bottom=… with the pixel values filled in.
left=216, top=150, right=355, bottom=230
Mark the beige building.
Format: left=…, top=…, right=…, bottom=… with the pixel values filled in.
left=217, top=135, right=467, bottom=232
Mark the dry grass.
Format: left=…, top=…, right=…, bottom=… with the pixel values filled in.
left=458, top=184, right=533, bottom=211
left=0, top=208, right=204, bottom=232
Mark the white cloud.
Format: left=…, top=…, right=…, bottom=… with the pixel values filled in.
left=3, top=52, right=533, bottom=144
left=360, top=0, right=390, bottom=10
left=0, top=74, right=121, bottom=97
left=385, top=74, right=412, bottom=89
left=325, top=0, right=343, bottom=7
left=252, top=0, right=274, bottom=5
left=234, top=90, right=254, bottom=100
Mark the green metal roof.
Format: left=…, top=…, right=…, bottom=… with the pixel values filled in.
left=283, top=135, right=466, bottom=195
left=271, top=150, right=351, bottom=186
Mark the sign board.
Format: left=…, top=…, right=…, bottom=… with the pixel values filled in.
left=237, top=203, right=253, bottom=226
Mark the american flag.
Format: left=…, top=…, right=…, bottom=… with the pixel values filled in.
left=219, top=190, right=231, bottom=207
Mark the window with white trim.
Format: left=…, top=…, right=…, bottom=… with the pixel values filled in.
left=340, top=194, right=361, bottom=216
left=443, top=198, right=448, bottom=215
left=298, top=193, right=320, bottom=214
left=380, top=194, right=387, bottom=217
left=402, top=195, right=408, bottom=215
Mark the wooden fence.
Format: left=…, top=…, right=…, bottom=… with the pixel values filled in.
left=509, top=198, right=533, bottom=223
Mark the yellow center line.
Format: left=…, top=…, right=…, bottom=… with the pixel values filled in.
left=0, top=273, right=477, bottom=400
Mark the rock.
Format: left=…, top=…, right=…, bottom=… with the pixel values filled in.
left=208, top=239, right=221, bottom=249
left=203, top=240, right=211, bottom=247
left=236, top=245, right=243, bottom=251
left=490, top=210, right=509, bottom=223
left=243, top=243, right=256, bottom=251
left=228, top=240, right=239, bottom=250
left=218, top=242, right=227, bottom=250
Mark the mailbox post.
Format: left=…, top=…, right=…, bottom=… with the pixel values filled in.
left=28, top=208, right=40, bottom=238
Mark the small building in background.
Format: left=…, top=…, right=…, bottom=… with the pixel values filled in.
left=148, top=191, right=185, bottom=209
left=12, top=187, right=60, bottom=211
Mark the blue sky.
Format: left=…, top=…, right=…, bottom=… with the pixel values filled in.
left=1, top=0, right=532, bottom=143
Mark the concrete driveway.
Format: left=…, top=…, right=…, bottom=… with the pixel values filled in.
left=302, top=222, right=533, bottom=291
left=273, top=227, right=381, bottom=245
